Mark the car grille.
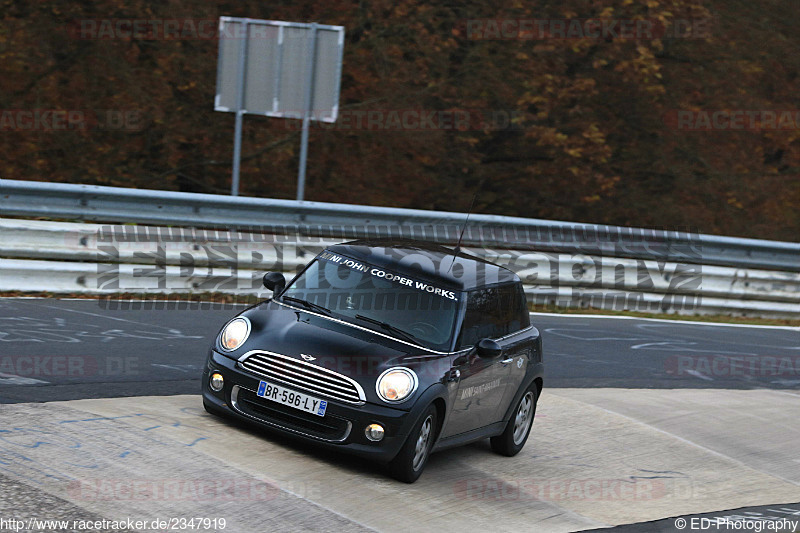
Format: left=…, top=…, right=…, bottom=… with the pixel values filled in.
left=233, top=386, right=351, bottom=442
left=238, top=351, right=366, bottom=405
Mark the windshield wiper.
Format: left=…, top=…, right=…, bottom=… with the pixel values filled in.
left=281, top=296, right=332, bottom=316
left=354, top=314, right=419, bottom=344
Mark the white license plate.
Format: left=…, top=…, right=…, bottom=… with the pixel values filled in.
left=256, top=380, right=327, bottom=417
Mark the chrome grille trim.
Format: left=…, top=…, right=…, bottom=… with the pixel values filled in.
left=242, top=362, right=358, bottom=400
left=260, top=356, right=354, bottom=389
left=243, top=360, right=356, bottom=395
left=237, top=350, right=367, bottom=405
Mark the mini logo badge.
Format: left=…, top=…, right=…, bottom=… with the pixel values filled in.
left=517, top=358, right=523, bottom=368
left=300, top=354, right=316, bottom=362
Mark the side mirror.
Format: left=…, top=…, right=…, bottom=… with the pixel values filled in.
left=262, top=272, right=286, bottom=294
left=476, top=338, right=502, bottom=358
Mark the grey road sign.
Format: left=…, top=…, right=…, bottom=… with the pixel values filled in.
left=215, top=17, right=345, bottom=198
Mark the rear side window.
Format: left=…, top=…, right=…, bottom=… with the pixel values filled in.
left=458, top=283, right=530, bottom=348
left=510, top=283, right=531, bottom=331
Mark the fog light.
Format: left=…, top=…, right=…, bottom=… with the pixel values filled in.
left=365, top=423, right=385, bottom=442
left=210, top=372, right=224, bottom=392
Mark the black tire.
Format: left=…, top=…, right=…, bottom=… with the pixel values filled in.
left=490, top=383, right=538, bottom=457
left=389, top=404, right=438, bottom=483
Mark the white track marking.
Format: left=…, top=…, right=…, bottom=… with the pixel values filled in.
left=530, top=312, right=800, bottom=331
left=0, top=372, right=48, bottom=385
left=685, top=369, right=714, bottom=381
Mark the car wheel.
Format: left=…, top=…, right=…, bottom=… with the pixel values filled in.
left=490, top=383, right=538, bottom=457
left=389, top=404, right=438, bottom=483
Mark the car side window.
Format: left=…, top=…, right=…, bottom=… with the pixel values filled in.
left=512, top=283, right=531, bottom=331
left=458, top=283, right=529, bottom=348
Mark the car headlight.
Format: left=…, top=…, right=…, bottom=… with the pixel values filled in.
left=219, top=317, right=251, bottom=352
left=376, top=367, right=418, bottom=403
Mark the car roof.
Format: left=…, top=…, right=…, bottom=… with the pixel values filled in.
left=324, top=239, right=520, bottom=291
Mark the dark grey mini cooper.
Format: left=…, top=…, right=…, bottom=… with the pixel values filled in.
left=202, top=240, right=543, bottom=482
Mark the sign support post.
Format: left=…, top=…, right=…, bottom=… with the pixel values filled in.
left=296, top=23, right=318, bottom=202
left=231, top=20, right=250, bottom=197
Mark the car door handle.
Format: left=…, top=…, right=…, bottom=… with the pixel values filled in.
left=500, top=358, right=513, bottom=364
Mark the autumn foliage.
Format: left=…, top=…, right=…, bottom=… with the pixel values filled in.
left=1, top=0, right=798, bottom=241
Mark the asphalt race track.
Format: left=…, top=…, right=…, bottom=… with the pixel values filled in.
left=1, top=298, right=799, bottom=532
left=2, top=298, right=800, bottom=403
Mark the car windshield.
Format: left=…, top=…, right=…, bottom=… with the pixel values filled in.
left=280, top=252, right=461, bottom=351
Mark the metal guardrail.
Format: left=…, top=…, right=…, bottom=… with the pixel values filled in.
left=1, top=218, right=799, bottom=318
left=2, top=179, right=799, bottom=272
left=3, top=257, right=799, bottom=318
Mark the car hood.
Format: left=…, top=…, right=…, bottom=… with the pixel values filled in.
left=232, top=300, right=444, bottom=372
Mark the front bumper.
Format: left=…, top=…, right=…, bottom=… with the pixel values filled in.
left=202, top=350, right=418, bottom=462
